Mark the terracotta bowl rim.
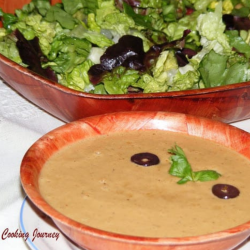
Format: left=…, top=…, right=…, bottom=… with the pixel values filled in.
left=1, top=53, right=250, bottom=100
left=20, top=111, right=250, bottom=246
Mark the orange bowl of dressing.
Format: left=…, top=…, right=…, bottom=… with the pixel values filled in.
left=20, top=111, right=250, bottom=250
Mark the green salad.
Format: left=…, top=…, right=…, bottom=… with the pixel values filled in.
left=1, top=0, right=250, bottom=94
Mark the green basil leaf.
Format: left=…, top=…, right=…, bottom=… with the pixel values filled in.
left=168, top=144, right=221, bottom=184
left=193, top=170, right=221, bottom=182
left=168, top=145, right=192, bottom=178
left=177, top=176, right=193, bottom=185
left=169, top=155, right=192, bottom=178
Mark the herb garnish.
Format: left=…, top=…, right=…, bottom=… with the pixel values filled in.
left=168, top=145, right=221, bottom=184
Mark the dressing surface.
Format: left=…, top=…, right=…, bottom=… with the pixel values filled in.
left=40, top=130, right=250, bottom=237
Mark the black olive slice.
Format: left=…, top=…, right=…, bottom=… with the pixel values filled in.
left=131, top=152, right=160, bottom=167
left=212, top=184, right=240, bottom=199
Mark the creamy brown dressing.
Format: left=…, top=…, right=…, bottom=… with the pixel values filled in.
left=39, top=130, right=250, bottom=237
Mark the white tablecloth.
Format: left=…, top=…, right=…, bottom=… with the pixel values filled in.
left=0, top=77, right=250, bottom=250
left=0, top=78, right=65, bottom=250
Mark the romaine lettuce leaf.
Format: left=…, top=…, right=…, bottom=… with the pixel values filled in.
left=139, top=73, right=169, bottom=93
left=102, top=66, right=141, bottom=94
left=62, top=0, right=98, bottom=16
left=87, top=13, right=100, bottom=32
left=62, top=0, right=85, bottom=15
left=58, top=59, right=94, bottom=92
left=9, top=14, right=58, bottom=56
left=141, top=50, right=200, bottom=92
left=231, top=0, right=250, bottom=17
left=226, top=30, right=250, bottom=58
left=223, top=62, right=250, bottom=85
left=88, top=47, right=105, bottom=64
left=97, top=12, right=135, bottom=38
left=138, top=51, right=178, bottom=93
left=123, top=3, right=152, bottom=29
left=169, top=66, right=200, bottom=91
left=138, top=0, right=162, bottom=8
left=46, top=36, right=91, bottom=73
left=45, top=5, right=76, bottom=29
left=193, top=0, right=214, bottom=11
left=196, top=2, right=232, bottom=55
left=153, top=50, right=178, bottom=78
left=81, top=30, right=114, bottom=48
left=165, top=10, right=200, bottom=41
left=0, top=8, right=18, bottom=32
left=93, top=84, right=107, bottom=94
left=198, top=49, right=250, bottom=87
left=0, top=32, right=24, bottom=65
left=95, top=0, right=135, bottom=39
left=21, top=0, right=51, bottom=16
left=123, top=2, right=170, bottom=44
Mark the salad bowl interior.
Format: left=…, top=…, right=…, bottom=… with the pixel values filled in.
left=1, top=0, right=250, bottom=123
left=20, top=111, right=250, bottom=250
